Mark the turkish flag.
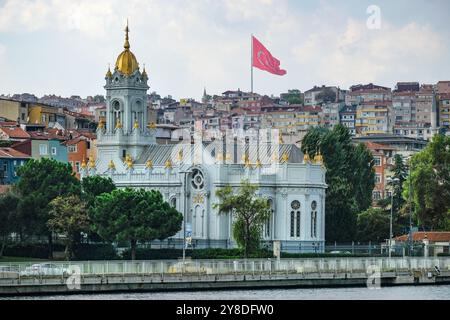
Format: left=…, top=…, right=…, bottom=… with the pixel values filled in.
left=252, top=36, right=287, bottom=76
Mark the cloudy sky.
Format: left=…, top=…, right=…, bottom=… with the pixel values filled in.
left=0, top=0, right=449, bottom=100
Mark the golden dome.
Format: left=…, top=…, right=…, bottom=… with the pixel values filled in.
left=115, top=22, right=139, bottom=76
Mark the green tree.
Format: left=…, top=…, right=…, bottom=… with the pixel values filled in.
left=47, top=195, right=90, bottom=260
left=214, top=181, right=271, bottom=258
left=90, top=188, right=182, bottom=260
left=16, top=158, right=80, bottom=258
left=0, top=192, right=19, bottom=257
left=356, top=208, right=390, bottom=242
left=81, top=175, right=116, bottom=208
left=316, top=88, right=337, bottom=103
left=403, top=135, right=450, bottom=230
left=282, top=89, right=303, bottom=105
left=302, top=124, right=375, bottom=242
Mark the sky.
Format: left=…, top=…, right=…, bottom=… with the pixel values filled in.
left=0, top=0, right=449, bottom=101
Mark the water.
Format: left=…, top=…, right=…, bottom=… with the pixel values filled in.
left=3, top=285, right=450, bottom=300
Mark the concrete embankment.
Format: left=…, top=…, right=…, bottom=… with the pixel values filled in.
left=1, top=257, right=449, bottom=296
left=1, top=271, right=450, bottom=296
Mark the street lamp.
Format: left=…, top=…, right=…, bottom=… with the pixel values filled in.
left=179, top=168, right=192, bottom=263
left=387, top=177, right=399, bottom=258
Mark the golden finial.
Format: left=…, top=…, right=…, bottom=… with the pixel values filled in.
left=271, top=153, right=278, bottom=163
left=88, top=156, right=96, bottom=169
left=165, top=159, right=173, bottom=169
left=147, top=122, right=156, bottom=130
left=281, top=152, right=289, bottom=164
left=176, top=149, right=183, bottom=162
left=124, top=19, right=130, bottom=50
left=106, top=63, right=112, bottom=78
left=255, top=159, right=262, bottom=168
left=314, top=150, right=324, bottom=164
left=145, top=159, right=153, bottom=169
left=216, top=153, right=224, bottom=161
left=98, top=120, right=105, bottom=129
left=142, top=64, right=148, bottom=78
left=108, top=160, right=116, bottom=170
left=278, top=131, right=284, bottom=144
left=243, top=154, right=251, bottom=168
left=133, top=119, right=139, bottom=129
left=126, top=157, right=133, bottom=169
left=81, top=159, right=87, bottom=169
left=225, top=153, right=232, bottom=161
left=303, top=150, right=311, bottom=163
left=115, top=119, right=123, bottom=129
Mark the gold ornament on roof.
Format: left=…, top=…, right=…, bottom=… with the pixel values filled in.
left=105, top=64, right=112, bottom=78
left=147, top=122, right=156, bottom=130
left=176, top=149, right=183, bottom=162
left=81, top=159, right=87, bottom=169
left=278, top=131, right=284, bottom=144
left=98, top=120, right=105, bottom=129
left=303, top=150, right=311, bottom=163
left=225, top=153, right=232, bottom=161
left=126, top=157, right=133, bottom=169
left=115, top=20, right=139, bottom=76
left=88, top=157, right=96, bottom=169
left=133, top=119, right=139, bottom=129
left=142, top=64, right=148, bottom=78
left=255, top=159, right=262, bottom=168
left=115, top=119, right=123, bottom=129
left=281, top=152, right=289, bottom=164
left=243, top=154, right=252, bottom=168
left=108, top=160, right=116, bottom=170
left=165, top=159, right=172, bottom=169
left=216, top=153, right=224, bottom=161
left=314, top=150, right=324, bottom=164
left=145, top=159, right=153, bottom=169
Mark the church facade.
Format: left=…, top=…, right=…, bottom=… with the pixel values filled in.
left=81, top=25, right=327, bottom=253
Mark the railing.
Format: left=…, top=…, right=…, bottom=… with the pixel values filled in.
left=1, top=257, right=449, bottom=281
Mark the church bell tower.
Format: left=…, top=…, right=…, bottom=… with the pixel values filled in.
left=96, top=21, right=155, bottom=167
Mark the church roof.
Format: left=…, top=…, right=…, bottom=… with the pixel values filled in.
left=134, top=143, right=304, bottom=166
left=115, top=22, right=140, bottom=76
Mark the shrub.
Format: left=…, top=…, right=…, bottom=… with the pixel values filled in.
left=72, top=243, right=119, bottom=261
left=121, top=248, right=273, bottom=260
left=4, top=243, right=65, bottom=259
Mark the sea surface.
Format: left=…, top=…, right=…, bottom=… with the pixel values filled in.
left=2, top=285, right=450, bottom=300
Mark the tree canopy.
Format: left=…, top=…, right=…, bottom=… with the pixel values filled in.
left=90, top=188, right=182, bottom=260
left=403, top=135, right=450, bottom=230
left=302, top=124, right=375, bottom=242
left=214, top=181, right=271, bottom=257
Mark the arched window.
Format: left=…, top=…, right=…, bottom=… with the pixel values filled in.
left=265, top=199, right=274, bottom=238
left=170, top=197, right=176, bottom=209
left=290, top=201, right=301, bottom=238
left=311, top=201, right=317, bottom=238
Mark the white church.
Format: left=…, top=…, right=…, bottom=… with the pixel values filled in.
left=82, top=25, right=328, bottom=253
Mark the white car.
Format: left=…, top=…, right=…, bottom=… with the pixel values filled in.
left=20, top=263, right=69, bottom=277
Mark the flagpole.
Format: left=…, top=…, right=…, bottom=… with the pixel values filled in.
left=251, top=34, right=254, bottom=94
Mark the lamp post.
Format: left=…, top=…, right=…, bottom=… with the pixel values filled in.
left=179, top=169, right=192, bottom=263
left=387, top=177, right=399, bottom=258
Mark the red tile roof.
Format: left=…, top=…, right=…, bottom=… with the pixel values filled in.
left=0, top=147, right=31, bottom=158
left=0, top=126, right=31, bottom=139
left=395, top=232, right=450, bottom=242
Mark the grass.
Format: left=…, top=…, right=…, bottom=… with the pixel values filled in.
left=0, top=256, right=49, bottom=263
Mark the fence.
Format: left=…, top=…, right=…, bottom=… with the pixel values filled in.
left=1, top=257, right=449, bottom=281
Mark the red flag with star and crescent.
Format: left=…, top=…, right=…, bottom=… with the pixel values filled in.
left=252, top=36, right=287, bottom=76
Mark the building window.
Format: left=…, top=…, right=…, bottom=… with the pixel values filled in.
left=75, top=161, right=80, bottom=173
left=2, top=163, right=7, bottom=178
left=296, top=211, right=301, bottom=237
left=375, top=174, right=382, bottom=184
left=39, top=144, right=48, bottom=155
left=373, top=157, right=381, bottom=166
left=51, top=147, right=57, bottom=156
left=290, top=211, right=295, bottom=237
left=265, top=199, right=273, bottom=238
left=170, top=197, right=177, bottom=209
left=68, top=145, right=77, bottom=153
left=372, top=191, right=382, bottom=201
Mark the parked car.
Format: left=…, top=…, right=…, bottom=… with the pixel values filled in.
left=20, top=263, right=69, bottom=277
left=329, top=251, right=352, bottom=255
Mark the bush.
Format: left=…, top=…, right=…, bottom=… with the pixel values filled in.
left=4, top=243, right=65, bottom=259
left=437, top=252, right=450, bottom=257
left=121, top=248, right=273, bottom=260
left=72, top=243, right=119, bottom=261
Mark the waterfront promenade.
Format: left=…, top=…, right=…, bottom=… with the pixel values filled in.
left=1, top=257, right=449, bottom=296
